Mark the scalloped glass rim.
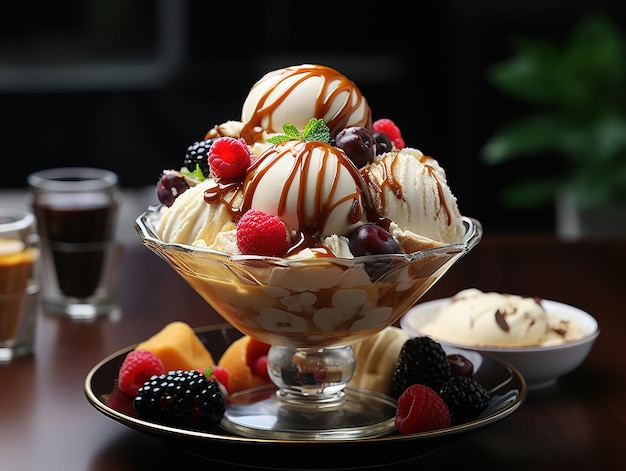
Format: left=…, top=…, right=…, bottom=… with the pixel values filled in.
left=134, top=204, right=483, bottom=266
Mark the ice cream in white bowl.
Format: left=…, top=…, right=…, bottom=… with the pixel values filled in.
left=400, top=289, right=600, bottom=390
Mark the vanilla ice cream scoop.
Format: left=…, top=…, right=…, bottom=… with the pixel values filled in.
left=243, top=139, right=369, bottom=241
left=240, top=64, right=372, bottom=144
left=360, top=148, right=465, bottom=252
left=417, top=288, right=585, bottom=347
left=159, top=138, right=371, bottom=255
left=157, top=178, right=238, bottom=247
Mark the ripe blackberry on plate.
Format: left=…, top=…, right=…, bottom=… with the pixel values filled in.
left=133, top=369, right=226, bottom=431
left=439, top=375, right=491, bottom=425
left=392, top=336, right=452, bottom=399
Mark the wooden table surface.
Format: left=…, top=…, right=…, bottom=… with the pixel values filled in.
left=1, top=236, right=624, bottom=470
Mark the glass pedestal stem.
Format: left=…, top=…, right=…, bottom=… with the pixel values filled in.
left=220, top=345, right=398, bottom=440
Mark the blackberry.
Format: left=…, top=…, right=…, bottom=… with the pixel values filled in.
left=133, top=369, right=226, bottom=431
left=184, top=139, right=215, bottom=178
left=439, top=375, right=491, bottom=425
left=391, top=336, right=452, bottom=399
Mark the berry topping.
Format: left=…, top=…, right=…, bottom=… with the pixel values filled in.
left=157, top=170, right=190, bottom=207
left=334, top=126, right=376, bottom=168
left=133, top=369, right=226, bottom=431
left=184, top=139, right=215, bottom=178
left=236, top=209, right=290, bottom=257
left=210, top=365, right=230, bottom=392
left=395, top=383, right=451, bottom=434
left=253, top=356, right=269, bottom=380
left=373, top=132, right=393, bottom=155
left=246, top=337, right=271, bottom=380
left=208, top=137, right=251, bottom=180
left=447, top=353, right=474, bottom=378
left=347, top=223, right=400, bottom=256
left=373, top=118, right=405, bottom=149
left=392, top=336, right=452, bottom=399
left=439, top=375, right=490, bottom=425
left=390, top=336, right=492, bottom=430
left=118, top=350, right=164, bottom=397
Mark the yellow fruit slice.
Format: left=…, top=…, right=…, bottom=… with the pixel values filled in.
left=218, top=336, right=271, bottom=394
left=134, top=321, right=215, bottom=372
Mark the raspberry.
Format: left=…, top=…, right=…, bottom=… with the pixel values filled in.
left=236, top=209, right=290, bottom=257
left=392, top=135, right=405, bottom=149
left=207, top=136, right=251, bottom=179
left=373, top=119, right=400, bottom=140
left=372, top=118, right=404, bottom=150
left=210, top=365, right=230, bottom=392
left=118, top=350, right=164, bottom=397
left=246, top=337, right=271, bottom=379
left=395, top=384, right=451, bottom=434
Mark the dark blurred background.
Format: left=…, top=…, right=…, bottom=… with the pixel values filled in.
left=1, top=0, right=624, bottom=236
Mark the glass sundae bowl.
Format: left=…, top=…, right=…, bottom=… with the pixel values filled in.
left=135, top=206, right=482, bottom=440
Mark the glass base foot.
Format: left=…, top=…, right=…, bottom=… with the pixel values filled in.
left=221, top=384, right=397, bottom=440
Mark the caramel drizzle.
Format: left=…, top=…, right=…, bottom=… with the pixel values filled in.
left=204, top=140, right=379, bottom=256
left=240, top=65, right=372, bottom=143
left=246, top=141, right=368, bottom=255
left=363, top=153, right=455, bottom=227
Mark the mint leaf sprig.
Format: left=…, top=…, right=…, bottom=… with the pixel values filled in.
left=267, top=118, right=331, bottom=145
left=181, top=164, right=206, bottom=182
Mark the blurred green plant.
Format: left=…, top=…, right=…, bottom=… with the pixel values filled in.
left=481, top=14, right=626, bottom=210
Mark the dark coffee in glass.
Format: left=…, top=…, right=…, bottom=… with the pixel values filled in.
left=28, top=168, right=120, bottom=318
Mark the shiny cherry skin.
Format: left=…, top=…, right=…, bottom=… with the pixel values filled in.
left=348, top=223, right=400, bottom=256
left=334, top=126, right=376, bottom=168
left=157, top=171, right=190, bottom=207
left=448, top=354, right=474, bottom=378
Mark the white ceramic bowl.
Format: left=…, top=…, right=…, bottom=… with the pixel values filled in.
left=400, top=297, right=600, bottom=390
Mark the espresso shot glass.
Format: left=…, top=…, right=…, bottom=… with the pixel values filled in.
left=0, top=208, right=40, bottom=361
left=27, top=168, right=121, bottom=319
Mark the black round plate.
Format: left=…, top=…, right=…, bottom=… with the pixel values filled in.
left=85, top=324, right=526, bottom=470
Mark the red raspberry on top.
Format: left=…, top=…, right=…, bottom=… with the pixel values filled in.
left=395, top=383, right=451, bottom=434
left=208, top=137, right=251, bottom=179
left=118, top=350, right=164, bottom=397
left=373, top=118, right=405, bottom=150
left=236, top=209, right=290, bottom=257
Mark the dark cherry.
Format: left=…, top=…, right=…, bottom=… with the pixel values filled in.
left=373, top=132, right=393, bottom=155
left=334, top=126, right=376, bottom=168
left=348, top=223, right=400, bottom=256
left=348, top=223, right=400, bottom=280
left=157, top=171, right=190, bottom=207
left=448, top=354, right=474, bottom=378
